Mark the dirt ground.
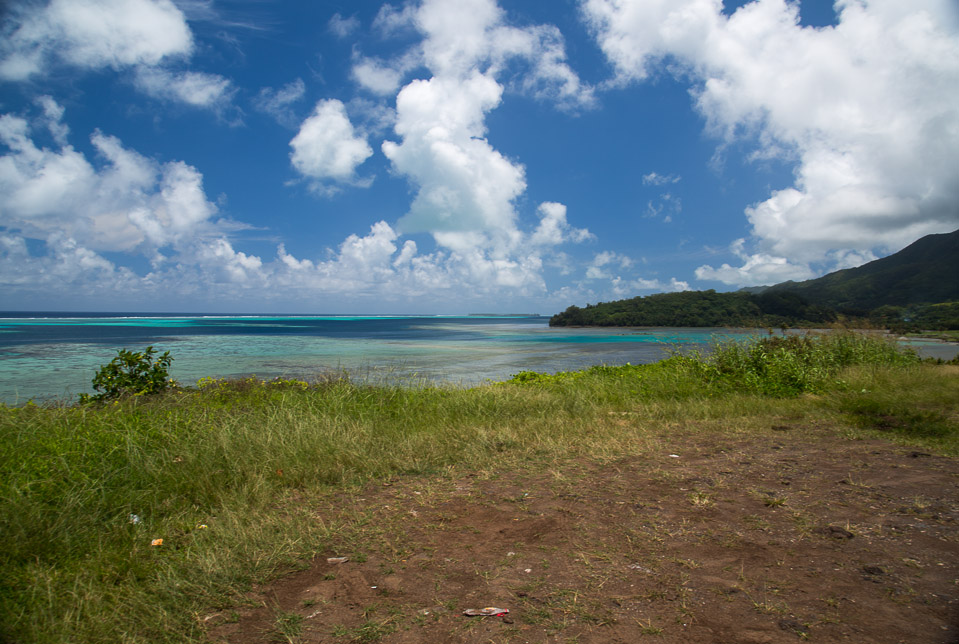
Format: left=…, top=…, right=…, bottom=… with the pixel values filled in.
left=207, top=422, right=959, bottom=644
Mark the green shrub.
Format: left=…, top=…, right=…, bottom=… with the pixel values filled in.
left=681, top=332, right=919, bottom=396
left=79, top=346, right=176, bottom=403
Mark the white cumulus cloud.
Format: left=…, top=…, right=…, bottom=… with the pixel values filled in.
left=584, top=0, right=959, bottom=284
left=369, top=0, right=597, bottom=292
left=0, top=0, right=236, bottom=113
left=0, top=100, right=228, bottom=257
left=290, top=99, right=374, bottom=189
left=0, top=0, right=193, bottom=80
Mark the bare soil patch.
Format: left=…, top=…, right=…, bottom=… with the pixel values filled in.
left=207, top=424, right=959, bottom=643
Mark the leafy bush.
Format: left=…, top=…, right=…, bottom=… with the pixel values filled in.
left=678, top=332, right=919, bottom=396
left=79, top=346, right=176, bottom=403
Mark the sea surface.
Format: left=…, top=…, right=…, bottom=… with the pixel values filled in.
left=0, top=313, right=954, bottom=404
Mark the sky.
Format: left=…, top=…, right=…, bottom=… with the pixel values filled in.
left=0, top=0, right=957, bottom=314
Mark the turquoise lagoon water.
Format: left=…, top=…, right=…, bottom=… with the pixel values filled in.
left=2, top=313, right=953, bottom=404
left=0, top=314, right=761, bottom=404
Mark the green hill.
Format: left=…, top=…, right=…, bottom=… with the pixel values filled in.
left=549, top=289, right=836, bottom=328
left=763, top=228, right=959, bottom=313
left=550, top=228, right=959, bottom=329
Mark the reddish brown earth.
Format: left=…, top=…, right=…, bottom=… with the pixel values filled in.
left=207, top=424, right=959, bottom=644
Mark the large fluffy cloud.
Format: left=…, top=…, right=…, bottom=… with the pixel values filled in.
left=0, top=0, right=191, bottom=79
left=370, top=0, right=598, bottom=290
left=584, top=0, right=959, bottom=285
left=0, top=103, right=221, bottom=254
left=290, top=99, right=374, bottom=190
left=0, top=0, right=232, bottom=112
left=384, top=72, right=523, bottom=237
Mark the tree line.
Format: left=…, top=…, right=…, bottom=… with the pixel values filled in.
left=549, top=289, right=959, bottom=330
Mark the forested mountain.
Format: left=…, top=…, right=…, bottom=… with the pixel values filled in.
left=762, top=228, right=959, bottom=313
left=549, top=290, right=836, bottom=328
left=550, top=229, right=959, bottom=329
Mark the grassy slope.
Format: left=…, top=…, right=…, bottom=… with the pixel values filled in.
left=1, top=333, right=957, bottom=643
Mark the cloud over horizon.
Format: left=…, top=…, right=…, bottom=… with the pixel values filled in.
left=0, top=0, right=956, bottom=311
left=585, top=0, right=959, bottom=285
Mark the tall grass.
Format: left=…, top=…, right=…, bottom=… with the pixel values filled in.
left=506, top=331, right=919, bottom=398
left=0, top=332, right=953, bottom=643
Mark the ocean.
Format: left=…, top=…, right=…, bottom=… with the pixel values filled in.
left=0, top=313, right=953, bottom=404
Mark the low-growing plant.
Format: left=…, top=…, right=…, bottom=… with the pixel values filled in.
left=79, top=346, right=176, bottom=403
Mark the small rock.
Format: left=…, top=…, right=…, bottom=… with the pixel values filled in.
left=326, top=556, right=349, bottom=564
left=815, top=525, right=854, bottom=539
left=862, top=564, right=885, bottom=576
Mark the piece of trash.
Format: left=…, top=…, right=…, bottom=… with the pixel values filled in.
left=463, top=607, right=509, bottom=617
left=507, top=551, right=516, bottom=557
left=524, top=568, right=532, bottom=573
left=150, top=538, right=163, bottom=546
left=327, top=557, right=349, bottom=564
left=628, top=564, right=654, bottom=574
left=129, top=514, right=141, bottom=525
left=669, top=454, right=680, bottom=458
left=196, top=524, right=208, bottom=530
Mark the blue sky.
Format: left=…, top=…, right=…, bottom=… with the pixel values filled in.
left=1, top=0, right=957, bottom=314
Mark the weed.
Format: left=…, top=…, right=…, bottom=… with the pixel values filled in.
left=271, top=611, right=303, bottom=643
left=688, top=491, right=715, bottom=508
left=333, top=618, right=397, bottom=643
left=636, top=617, right=663, bottom=635
left=839, top=399, right=955, bottom=438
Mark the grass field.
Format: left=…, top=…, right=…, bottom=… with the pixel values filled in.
left=1, top=331, right=956, bottom=643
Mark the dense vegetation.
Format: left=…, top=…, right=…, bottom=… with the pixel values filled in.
left=78, top=346, right=176, bottom=403
left=551, top=229, right=959, bottom=330
left=550, top=289, right=837, bottom=328
left=2, top=333, right=956, bottom=643
left=763, top=227, right=959, bottom=313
